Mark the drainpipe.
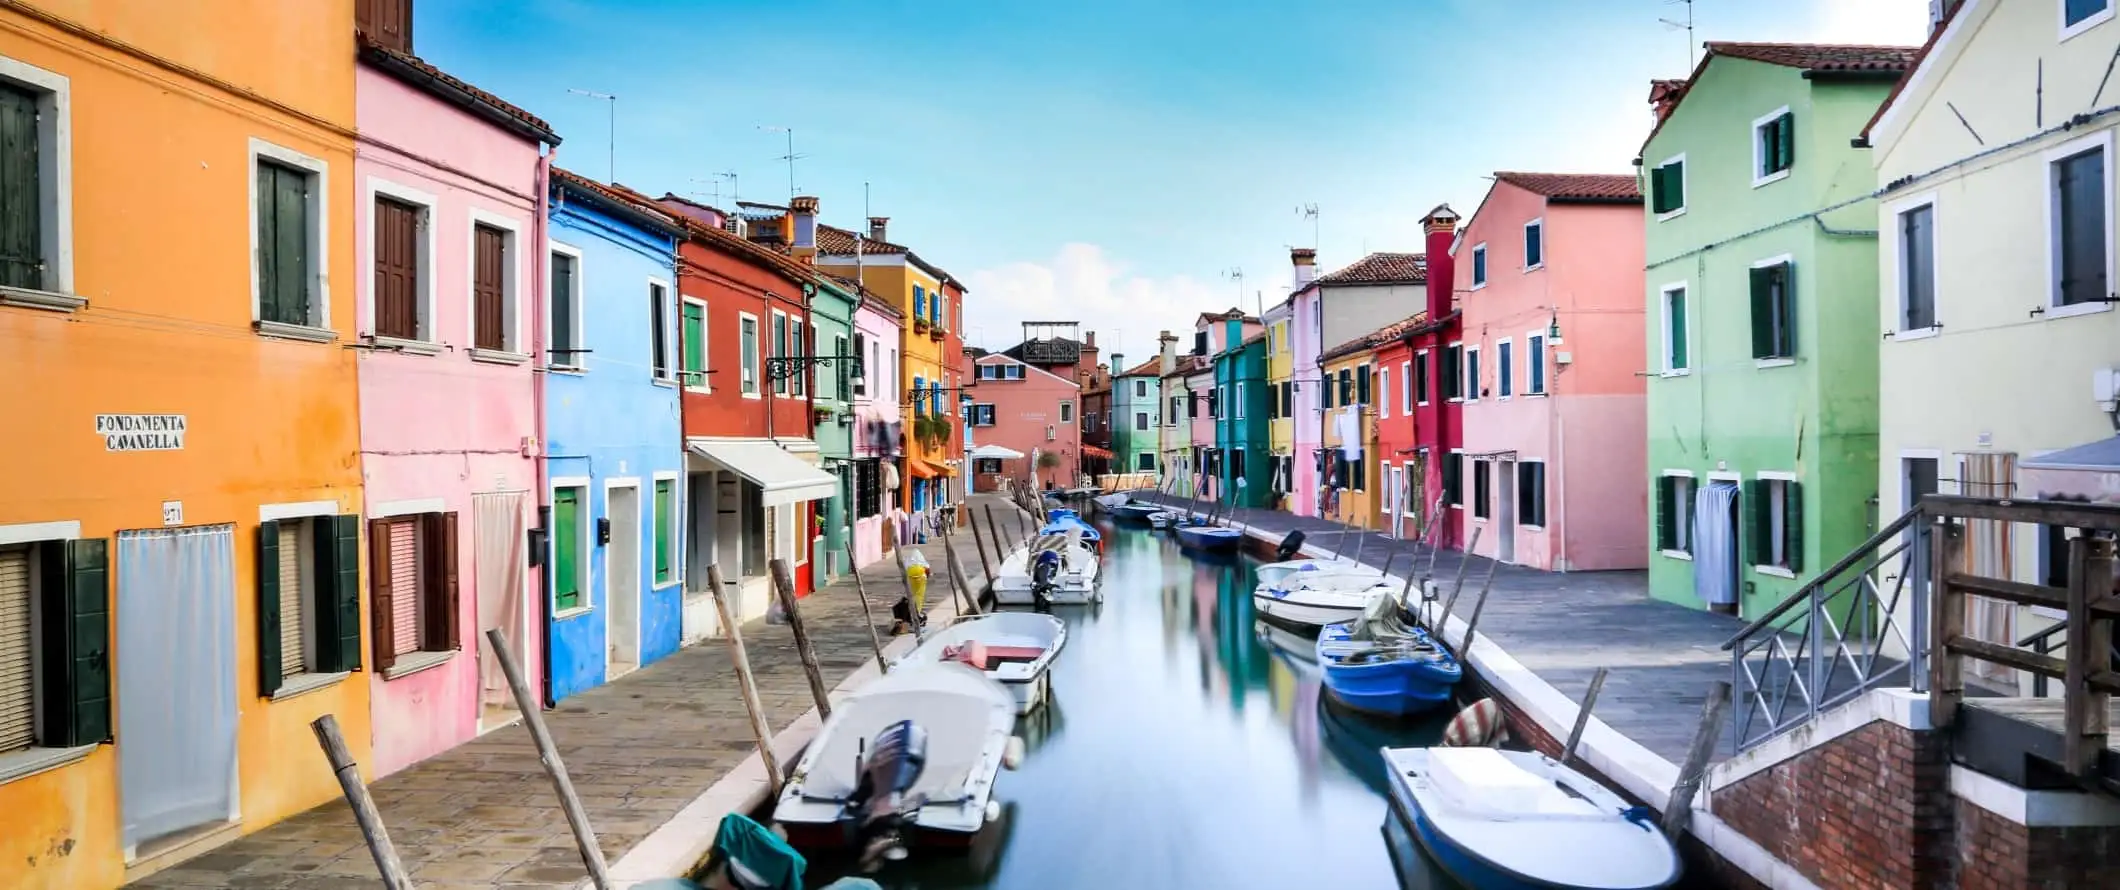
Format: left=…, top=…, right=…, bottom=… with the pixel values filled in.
left=532, top=145, right=553, bottom=708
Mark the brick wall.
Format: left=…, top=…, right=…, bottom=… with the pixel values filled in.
left=1712, top=721, right=1954, bottom=889
left=1955, top=798, right=2120, bottom=890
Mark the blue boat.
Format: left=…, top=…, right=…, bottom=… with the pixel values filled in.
left=1107, top=502, right=1162, bottom=522
left=1315, top=617, right=1461, bottom=717
left=1173, top=520, right=1244, bottom=553
left=1040, top=508, right=1102, bottom=550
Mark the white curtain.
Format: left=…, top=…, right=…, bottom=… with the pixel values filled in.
left=475, top=492, right=529, bottom=709
left=1694, top=482, right=1740, bottom=607
left=117, top=526, right=237, bottom=849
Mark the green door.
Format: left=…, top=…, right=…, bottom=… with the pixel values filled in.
left=554, top=488, right=581, bottom=611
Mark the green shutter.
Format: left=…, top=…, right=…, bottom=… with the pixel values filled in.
left=554, top=488, right=581, bottom=611
left=1785, top=482, right=1805, bottom=573
left=274, top=165, right=309, bottom=325
left=654, top=479, right=674, bottom=583
left=256, top=521, right=283, bottom=697
left=1669, top=290, right=1688, bottom=370
left=1655, top=477, right=1674, bottom=549
left=1749, top=266, right=1774, bottom=358
left=0, top=85, right=43, bottom=291
left=1357, top=365, right=1371, bottom=405
left=1669, top=162, right=1684, bottom=210
left=681, top=302, right=705, bottom=386
left=1746, top=480, right=1771, bottom=567
left=319, top=514, right=362, bottom=673
left=1776, top=113, right=1795, bottom=172
left=1776, top=264, right=1797, bottom=357
left=39, top=538, right=111, bottom=747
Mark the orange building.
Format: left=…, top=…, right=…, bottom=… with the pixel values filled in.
left=0, top=2, right=369, bottom=886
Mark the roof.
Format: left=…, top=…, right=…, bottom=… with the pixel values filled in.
left=551, top=168, right=682, bottom=238
left=1239, top=331, right=1267, bottom=347
left=973, top=353, right=1081, bottom=390
left=1320, top=311, right=1430, bottom=362
left=858, top=292, right=905, bottom=321
left=1193, top=307, right=1256, bottom=324
left=1114, top=356, right=1164, bottom=378
left=628, top=188, right=824, bottom=288
left=1857, top=2, right=1966, bottom=146
left=357, top=39, right=559, bottom=145
left=734, top=203, right=968, bottom=294
left=1313, top=252, right=1427, bottom=288
left=1160, top=355, right=1208, bottom=379
left=1638, top=41, right=1920, bottom=158
left=1492, top=172, right=1641, bottom=204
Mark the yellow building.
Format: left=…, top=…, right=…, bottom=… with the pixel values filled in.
left=0, top=2, right=369, bottom=887
left=1318, top=346, right=1379, bottom=530
left=1262, top=297, right=1295, bottom=506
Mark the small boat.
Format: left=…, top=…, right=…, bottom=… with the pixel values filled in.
left=1146, top=511, right=1177, bottom=529
left=992, top=530, right=1101, bottom=605
left=1040, top=508, right=1102, bottom=550
left=1384, top=746, right=1681, bottom=890
left=1108, top=501, right=1163, bottom=523
left=774, top=663, right=1021, bottom=858
left=1316, top=599, right=1461, bottom=717
left=896, top=612, right=1067, bottom=716
left=1092, top=492, right=1132, bottom=511
left=1174, top=520, right=1245, bottom=553
left=1253, top=556, right=1383, bottom=591
left=1253, top=565, right=1400, bottom=631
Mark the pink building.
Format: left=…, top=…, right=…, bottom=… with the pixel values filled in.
left=851, top=292, right=904, bottom=568
left=1452, top=172, right=1646, bottom=571
left=353, top=41, right=558, bottom=775
left=1185, top=363, right=1215, bottom=498
left=967, top=354, right=1081, bottom=491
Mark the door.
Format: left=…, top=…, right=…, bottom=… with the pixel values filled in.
left=117, top=526, right=237, bottom=852
left=605, top=484, right=641, bottom=677
left=473, top=492, right=528, bottom=730
left=1496, top=459, right=1517, bottom=564
left=1694, top=482, right=1742, bottom=615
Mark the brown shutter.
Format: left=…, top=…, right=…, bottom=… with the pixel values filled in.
left=356, top=0, right=413, bottom=53
left=473, top=225, right=507, bottom=351
left=373, top=198, right=419, bottom=339
left=368, top=517, right=397, bottom=670
left=424, top=512, right=460, bottom=651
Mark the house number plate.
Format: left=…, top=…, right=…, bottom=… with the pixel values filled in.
left=162, top=501, right=183, bottom=526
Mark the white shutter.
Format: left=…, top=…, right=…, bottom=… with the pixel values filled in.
left=0, top=546, right=35, bottom=752
left=389, top=520, right=422, bottom=656
left=278, top=522, right=306, bottom=678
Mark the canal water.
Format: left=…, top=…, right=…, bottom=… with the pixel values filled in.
left=808, top=518, right=1458, bottom=889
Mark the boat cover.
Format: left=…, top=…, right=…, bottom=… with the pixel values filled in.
left=800, top=666, right=1010, bottom=802
left=715, top=813, right=805, bottom=890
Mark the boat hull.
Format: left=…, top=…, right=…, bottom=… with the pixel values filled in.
left=1252, top=594, right=1367, bottom=631
left=1108, top=503, right=1161, bottom=522
left=1316, top=625, right=1461, bottom=717
left=1174, top=526, right=1244, bottom=552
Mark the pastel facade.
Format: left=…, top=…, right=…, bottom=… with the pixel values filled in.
left=1318, top=347, right=1379, bottom=529
left=541, top=170, right=684, bottom=702
left=1366, top=313, right=1429, bottom=539
left=0, top=3, right=368, bottom=885
left=807, top=274, right=859, bottom=579
left=849, top=295, right=905, bottom=569
left=1159, top=356, right=1207, bottom=497
left=1453, top=172, right=1647, bottom=571
left=1640, top=43, right=1912, bottom=617
left=1262, top=298, right=1297, bottom=510
left=968, top=355, right=1081, bottom=490
left=1286, top=252, right=1428, bottom=518
left=1110, top=353, right=1164, bottom=474
left=1213, top=329, right=1272, bottom=507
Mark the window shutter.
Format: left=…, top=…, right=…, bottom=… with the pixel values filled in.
left=1669, top=163, right=1684, bottom=210
left=369, top=517, right=397, bottom=670
left=0, top=85, right=44, bottom=291
left=1777, top=113, right=1795, bottom=171
left=1655, top=477, right=1675, bottom=549
left=1357, top=366, right=1371, bottom=404
left=424, top=512, right=460, bottom=651
left=374, top=198, right=419, bottom=339
left=0, top=547, right=33, bottom=751
left=1776, top=264, right=1797, bottom=357
left=1786, top=482, right=1805, bottom=573
left=1746, top=481, right=1770, bottom=567
left=551, top=252, right=576, bottom=360
left=1668, top=291, right=1688, bottom=369
left=320, top=514, right=362, bottom=673
left=474, top=226, right=506, bottom=350
left=256, top=520, right=284, bottom=697
left=275, top=165, right=310, bottom=325
left=1749, top=267, right=1774, bottom=359
left=42, top=538, right=111, bottom=747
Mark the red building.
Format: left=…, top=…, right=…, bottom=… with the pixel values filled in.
left=1403, top=206, right=1465, bottom=549
left=1368, top=312, right=1430, bottom=537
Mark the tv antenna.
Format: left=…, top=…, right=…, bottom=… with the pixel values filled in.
left=1660, top=0, right=1696, bottom=70
left=1223, top=268, right=1248, bottom=315
left=566, top=88, right=617, bottom=181
left=1298, top=203, right=1320, bottom=248
left=758, top=125, right=806, bottom=199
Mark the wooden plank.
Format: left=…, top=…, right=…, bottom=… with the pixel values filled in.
left=1662, top=680, right=1732, bottom=837
left=2065, top=536, right=2115, bottom=777
left=1945, top=635, right=2068, bottom=679
left=1931, top=521, right=1967, bottom=727
left=845, top=547, right=889, bottom=674
left=1946, top=572, right=2119, bottom=616
left=1922, top=495, right=2120, bottom=532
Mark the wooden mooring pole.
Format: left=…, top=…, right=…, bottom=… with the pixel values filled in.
left=769, top=558, right=833, bottom=719
left=967, top=509, right=1000, bottom=600
left=1561, top=667, right=1610, bottom=767
left=309, top=714, right=413, bottom=890
left=844, top=547, right=890, bottom=674
left=1437, top=525, right=1484, bottom=631
left=706, top=563, right=784, bottom=798
left=1456, top=554, right=1503, bottom=656
left=484, top=628, right=613, bottom=889
left=1662, top=680, right=1733, bottom=837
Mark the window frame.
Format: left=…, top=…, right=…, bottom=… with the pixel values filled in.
left=1884, top=191, right=1940, bottom=339
left=544, top=241, right=586, bottom=370
left=464, top=209, right=525, bottom=361
left=1444, top=449, right=1464, bottom=508
left=1751, top=106, right=1795, bottom=188
left=1749, top=254, right=1798, bottom=365
left=1522, top=219, right=1544, bottom=272
left=249, top=137, right=333, bottom=339
left=362, top=178, right=439, bottom=348
left=2044, top=129, right=2115, bottom=320
left=1752, top=471, right=1801, bottom=578
left=1658, top=282, right=1690, bottom=375
left=1496, top=337, right=1514, bottom=399
left=769, top=309, right=789, bottom=397
left=0, top=55, right=75, bottom=310
left=1525, top=331, right=1547, bottom=395
left=1516, top=460, right=1548, bottom=529
left=255, top=502, right=359, bottom=700
left=2062, top=0, right=2116, bottom=42
left=679, top=296, right=709, bottom=392
left=549, top=479, right=594, bottom=617
left=1463, top=345, right=1481, bottom=403
left=1658, top=470, right=1698, bottom=559
left=1470, top=243, right=1488, bottom=289
left=652, top=471, right=682, bottom=588
left=1399, top=361, right=1413, bottom=414
left=366, top=502, right=462, bottom=679
left=738, top=312, right=762, bottom=398
left=1471, top=458, right=1492, bottom=521
left=1442, top=343, right=1463, bottom=401
left=1415, top=350, right=1430, bottom=406
left=649, top=277, right=676, bottom=383
left=1652, top=153, right=1687, bottom=221
left=0, top=519, right=107, bottom=777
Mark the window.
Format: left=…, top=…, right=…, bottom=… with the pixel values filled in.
left=680, top=299, right=707, bottom=390
left=2064, top=0, right=2113, bottom=37
left=789, top=318, right=807, bottom=397
left=1753, top=108, right=1795, bottom=185
left=771, top=312, right=788, bottom=396
left=1749, top=259, right=1796, bottom=360
left=254, top=148, right=328, bottom=331
left=830, top=333, right=848, bottom=398
left=1749, top=477, right=1804, bottom=574
left=1497, top=339, right=1514, bottom=398
left=973, top=458, right=1003, bottom=475
left=1136, top=452, right=1156, bottom=471
left=852, top=332, right=869, bottom=396
left=1378, top=368, right=1389, bottom=418
left=1443, top=452, right=1463, bottom=506
left=1208, top=387, right=1221, bottom=418
left=1523, top=219, right=1544, bottom=270
left=912, top=375, right=926, bottom=415
left=372, top=195, right=426, bottom=341
left=972, top=403, right=995, bottom=426
left=1526, top=333, right=1546, bottom=395
left=1516, top=462, right=1547, bottom=528
left=1236, top=382, right=1247, bottom=419
left=1442, top=344, right=1462, bottom=400
left=913, top=285, right=926, bottom=321
left=932, top=294, right=945, bottom=328
left=1135, top=411, right=1149, bottom=431
left=855, top=460, right=881, bottom=518
left=1169, top=395, right=1182, bottom=425
left=1471, top=244, right=1488, bottom=288
left=1472, top=460, right=1491, bottom=519
left=356, top=0, right=413, bottom=51
left=1400, top=362, right=1413, bottom=414
left=0, top=61, right=74, bottom=304
left=1661, top=284, right=1689, bottom=373
left=551, top=487, right=587, bottom=611
left=0, top=534, right=111, bottom=757
left=1279, top=381, right=1293, bottom=418
left=471, top=221, right=514, bottom=352
left=370, top=511, right=461, bottom=675
left=1651, top=155, right=1686, bottom=217
left=1006, top=364, right=1024, bottom=380
left=1337, top=369, right=1353, bottom=407
left=1464, top=347, right=1481, bottom=401
left=549, top=247, right=582, bottom=368
left=653, top=478, right=676, bottom=586
left=1415, top=351, right=1430, bottom=405
left=255, top=514, right=363, bottom=696
left=1656, top=474, right=1697, bottom=554
left=1356, top=363, right=1372, bottom=405
left=2051, top=138, right=2110, bottom=310
left=739, top=314, right=760, bottom=396
left=650, top=282, right=673, bottom=380
left=1893, top=202, right=1937, bottom=331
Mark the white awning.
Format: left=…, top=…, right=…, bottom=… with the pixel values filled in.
left=969, top=443, right=1025, bottom=460
left=687, top=439, right=838, bottom=507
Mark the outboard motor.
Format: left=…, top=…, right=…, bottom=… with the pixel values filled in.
left=849, top=720, right=930, bottom=868
left=1030, top=548, right=1062, bottom=612
left=1275, top=529, right=1307, bottom=563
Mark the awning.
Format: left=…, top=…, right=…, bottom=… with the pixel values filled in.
left=2021, top=438, right=2120, bottom=504
left=687, top=439, right=838, bottom=507
left=1082, top=445, right=1115, bottom=460
left=969, top=444, right=1025, bottom=460
left=909, top=458, right=944, bottom=479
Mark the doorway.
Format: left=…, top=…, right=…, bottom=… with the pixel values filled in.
left=1496, top=459, right=1517, bottom=564
left=116, top=525, right=238, bottom=856
left=606, top=482, right=642, bottom=679
left=474, top=491, right=529, bottom=732
left=1695, top=481, right=1742, bottom=615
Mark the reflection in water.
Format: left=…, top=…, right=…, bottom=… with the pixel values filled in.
left=806, top=521, right=1457, bottom=889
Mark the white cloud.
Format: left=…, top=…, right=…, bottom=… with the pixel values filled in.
left=1811, top=0, right=1932, bottom=45
left=962, top=243, right=1226, bottom=364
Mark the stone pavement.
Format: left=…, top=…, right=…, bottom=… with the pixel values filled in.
left=1136, top=492, right=1746, bottom=765
left=130, top=496, right=1017, bottom=890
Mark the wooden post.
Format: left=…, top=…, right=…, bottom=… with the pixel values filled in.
left=310, top=714, right=413, bottom=890
left=706, top=563, right=784, bottom=797
left=942, top=530, right=982, bottom=616
left=1397, top=569, right=1422, bottom=629
left=845, top=548, right=889, bottom=674
left=1662, top=680, right=1733, bottom=837
left=768, top=558, right=833, bottom=719
left=1457, top=553, right=1503, bottom=655
left=890, top=537, right=920, bottom=629
left=484, top=628, right=613, bottom=889
left=2064, top=535, right=2115, bottom=777
left=968, top=506, right=999, bottom=595
left=1561, top=667, right=1610, bottom=767
left=983, top=503, right=1013, bottom=567
left=1929, top=519, right=1967, bottom=727
left=1438, top=525, right=1485, bottom=630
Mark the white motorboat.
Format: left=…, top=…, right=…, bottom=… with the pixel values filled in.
left=896, top=612, right=1067, bottom=715
left=775, top=662, right=1020, bottom=857
left=1384, top=746, right=1681, bottom=890
left=1254, top=557, right=1384, bottom=591
left=992, top=531, right=1102, bottom=605
left=1147, top=511, right=1177, bottom=529
left=1252, top=564, right=1400, bottom=631
left=1092, top=492, right=1132, bottom=511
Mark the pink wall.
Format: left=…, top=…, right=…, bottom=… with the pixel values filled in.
left=355, top=66, right=546, bottom=776
left=852, top=304, right=902, bottom=569
left=969, top=356, right=1081, bottom=490
left=1454, top=183, right=1646, bottom=571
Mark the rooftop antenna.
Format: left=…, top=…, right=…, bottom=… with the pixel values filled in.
left=758, top=125, right=806, bottom=200
left=1298, top=203, right=1320, bottom=249
left=1223, top=269, right=1246, bottom=315
left=1660, top=0, right=1696, bottom=70
left=567, top=88, right=617, bottom=181
left=717, top=171, right=739, bottom=207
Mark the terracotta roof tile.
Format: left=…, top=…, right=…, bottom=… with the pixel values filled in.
left=1116, top=357, right=1163, bottom=378
left=1705, top=41, right=1921, bottom=73
left=1314, top=252, right=1426, bottom=286
left=1493, top=171, right=1642, bottom=204
left=1161, top=355, right=1209, bottom=379
left=551, top=167, right=681, bottom=234
left=358, top=39, right=558, bottom=144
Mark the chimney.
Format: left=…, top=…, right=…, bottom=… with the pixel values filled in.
left=1423, top=204, right=1460, bottom=322
left=868, top=216, right=889, bottom=242
left=1111, top=353, right=1124, bottom=381
left=1157, top=330, right=1177, bottom=376
left=790, top=195, right=819, bottom=263
left=1084, top=330, right=1096, bottom=349
left=1291, top=247, right=1318, bottom=290
left=1648, top=80, right=1686, bottom=123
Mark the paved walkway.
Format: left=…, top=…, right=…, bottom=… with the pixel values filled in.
left=1135, top=492, right=1746, bottom=765
left=132, top=496, right=1018, bottom=890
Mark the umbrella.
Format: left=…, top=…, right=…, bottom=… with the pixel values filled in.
left=970, top=444, right=1026, bottom=459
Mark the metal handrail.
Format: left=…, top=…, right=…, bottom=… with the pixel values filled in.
left=1722, top=507, right=1923, bottom=650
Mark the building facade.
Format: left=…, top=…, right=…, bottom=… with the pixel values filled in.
left=849, top=294, right=904, bottom=569
left=968, top=355, right=1081, bottom=490
left=1453, top=172, right=1647, bottom=571
left=1318, top=344, right=1379, bottom=529
left=1111, top=353, right=1164, bottom=474
left=805, top=270, right=858, bottom=580
left=1368, top=313, right=1430, bottom=540
left=1214, top=330, right=1272, bottom=507
left=1262, top=299, right=1297, bottom=512
left=1286, top=251, right=1428, bottom=518
left=1640, top=42, right=1913, bottom=616
left=1160, top=356, right=1207, bottom=498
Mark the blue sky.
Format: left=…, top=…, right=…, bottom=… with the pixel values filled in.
left=419, top=0, right=1928, bottom=359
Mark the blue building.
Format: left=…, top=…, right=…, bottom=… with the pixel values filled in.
left=543, top=168, right=687, bottom=702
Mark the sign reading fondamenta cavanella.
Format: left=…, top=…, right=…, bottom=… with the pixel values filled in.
left=96, top=414, right=187, bottom=452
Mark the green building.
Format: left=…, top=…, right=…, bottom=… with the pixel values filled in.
left=809, top=274, right=859, bottom=579
left=1214, top=325, right=1272, bottom=508
left=1639, top=42, right=1915, bottom=617
left=1110, top=353, right=1164, bottom=475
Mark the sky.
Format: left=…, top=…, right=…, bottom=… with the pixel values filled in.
left=417, top=0, right=1930, bottom=362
